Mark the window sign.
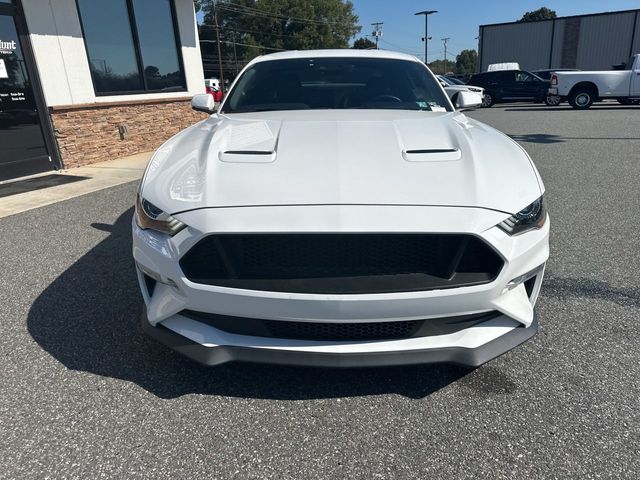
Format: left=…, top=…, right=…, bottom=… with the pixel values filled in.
left=0, top=14, right=50, bottom=179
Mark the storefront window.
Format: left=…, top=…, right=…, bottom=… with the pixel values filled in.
left=76, top=0, right=186, bottom=95
left=132, top=0, right=185, bottom=92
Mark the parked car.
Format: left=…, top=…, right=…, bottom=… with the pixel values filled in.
left=205, top=78, right=224, bottom=102
left=205, top=85, right=223, bottom=102
left=134, top=50, right=549, bottom=369
left=204, top=77, right=220, bottom=90
left=530, top=69, right=580, bottom=106
left=444, top=76, right=465, bottom=85
left=444, top=75, right=470, bottom=85
left=467, top=70, right=549, bottom=107
left=549, top=54, right=640, bottom=109
left=437, top=75, right=484, bottom=107
left=531, top=69, right=579, bottom=81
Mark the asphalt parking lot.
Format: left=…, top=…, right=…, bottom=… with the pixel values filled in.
left=1, top=103, right=639, bottom=479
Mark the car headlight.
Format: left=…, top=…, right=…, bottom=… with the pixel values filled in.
left=498, top=196, right=546, bottom=235
left=135, top=194, right=186, bottom=236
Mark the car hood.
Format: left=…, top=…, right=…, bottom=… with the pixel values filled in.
left=141, top=110, right=543, bottom=215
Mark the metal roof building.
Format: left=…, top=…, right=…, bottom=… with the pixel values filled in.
left=478, top=9, right=640, bottom=72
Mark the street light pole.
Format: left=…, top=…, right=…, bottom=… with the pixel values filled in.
left=415, top=10, right=437, bottom=64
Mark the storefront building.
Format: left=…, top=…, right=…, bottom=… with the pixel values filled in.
left=0, top=0, right=205, bottom=181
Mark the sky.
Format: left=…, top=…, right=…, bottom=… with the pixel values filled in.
left=197, top=1, right=640, bottom=62
left=352, top=0, right=640, bottom=62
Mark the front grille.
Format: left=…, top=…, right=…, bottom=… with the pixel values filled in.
left=179, top=234, right=503, bottom=294
left=267, top=319, right=420, bottom=341
left=181, top=310, right=499, bottom=341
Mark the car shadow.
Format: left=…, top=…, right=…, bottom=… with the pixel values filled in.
left=27, top=207, right=512, bottom=400
left=510, top=133, right=566, bottom=144
left=509, top=133, right=640, bottom=144
left=504, top=106, right=640, bottom=112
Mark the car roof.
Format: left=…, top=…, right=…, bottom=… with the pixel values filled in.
left=532, top=68, right=578, bottom=72
left=249, top=49, right=421, bottom=65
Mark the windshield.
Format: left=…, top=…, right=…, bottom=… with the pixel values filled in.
left=438, top=75, right=455, bottom=86
left=221, top=57, right=452, bottom=113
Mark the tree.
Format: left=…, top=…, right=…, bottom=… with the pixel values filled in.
left=199, top=0, right=361, bottom=79
left=427, top=59, right=456, bottom=75
left=352, top=37, right=376, bottom=49
left=518, top=7, right=557, bottom=22
left=193, top=0, right=202, bottom=13
left=455, top=49, right=478, bottom=76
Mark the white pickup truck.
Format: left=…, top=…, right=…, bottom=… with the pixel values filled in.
left=548, top=54, right=640, bottom=109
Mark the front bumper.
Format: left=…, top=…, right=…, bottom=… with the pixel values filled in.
left=133, top=204, right=549, bottom=368
left=141, top=307, right=538, bottom=368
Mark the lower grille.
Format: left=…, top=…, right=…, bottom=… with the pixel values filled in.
left=180, top=310, right=499, bottom=341
left=179, top=233, right=503, bottom=294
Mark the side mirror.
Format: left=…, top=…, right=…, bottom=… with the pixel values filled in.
left=455, top=90, right=483, bottom=109
left=191, top=94, right=216, bottom=114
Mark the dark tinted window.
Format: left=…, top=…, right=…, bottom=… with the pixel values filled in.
left=132, top=0, right=185, bottom=92
left=77, top=0, right=143, bottom=93
left=446, top=77, right=465, bottom=85
left=0, top=14, right=48, bottom=175
left=77, top=0, right=185, bottom=95
left=515, top=71, right=538, bottom=83
left=533, top=71, right=551, bottom=80
left=223, top=58, right=452, bottom=113
left=497, top=71, right=515, bottom=84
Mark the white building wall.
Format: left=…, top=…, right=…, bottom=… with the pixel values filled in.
left=21, top=0, right=204, bottom=107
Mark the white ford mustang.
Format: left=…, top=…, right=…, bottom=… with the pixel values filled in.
left=133, top=50, right=549, bottom=368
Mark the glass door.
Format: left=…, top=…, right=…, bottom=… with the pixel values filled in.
left=0, top=12, right=52, bottom=181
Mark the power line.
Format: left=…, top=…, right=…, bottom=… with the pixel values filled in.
left=378, top=39, right=422, bottom=56
left=200, top=24, right=292, bottom=39
left=217, top=2, right=353, bottom=27
left=200, top=38, right=286, bottom=51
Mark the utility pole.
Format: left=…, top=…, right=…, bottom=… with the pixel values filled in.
left=371, top=22, right=383, bottom=49
left=213, top=1, right=225, bottom=94
left=442, top=37, right=450, bottom=74
left=232, top=29, right=239, bottom=78
left=414, top=10, right=437, bottom=64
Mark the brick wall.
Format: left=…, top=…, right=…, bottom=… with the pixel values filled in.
left=49, top=98, right=208, bottom=168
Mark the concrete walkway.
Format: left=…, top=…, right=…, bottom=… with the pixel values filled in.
left=0, top=151, right=151, bottom=218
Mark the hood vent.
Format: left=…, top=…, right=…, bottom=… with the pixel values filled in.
left=402, top=148, right=461, bottom=162
left=219, top=150, right=276, bottom=163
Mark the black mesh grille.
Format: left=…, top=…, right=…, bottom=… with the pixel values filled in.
left=179, top=234, right=503, bottom=294
left=265, top=319, right=420, bottom=341
left=180, top=310, right=499, bottom=341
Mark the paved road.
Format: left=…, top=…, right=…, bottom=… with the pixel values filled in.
left=1, top=104, right=639, bottom=479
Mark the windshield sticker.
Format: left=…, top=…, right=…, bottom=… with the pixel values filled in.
left=428, top=102, right=446, bottom=112
left=416, top=101, right=429, bottom=109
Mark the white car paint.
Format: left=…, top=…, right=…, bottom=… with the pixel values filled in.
left=550, top=54, right=640, bottom=105
left=133, top=49, right=549, bottom=367
left=436, top=75, right=484, bottom=106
